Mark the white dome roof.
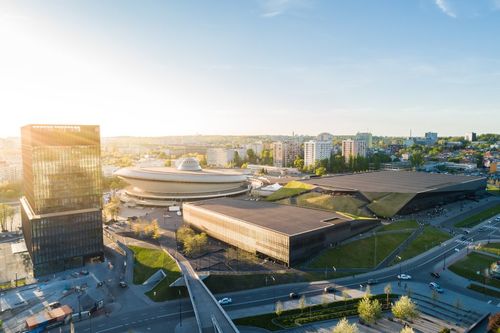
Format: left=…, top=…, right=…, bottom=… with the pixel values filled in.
left=177, top=157, right=202, bottom=171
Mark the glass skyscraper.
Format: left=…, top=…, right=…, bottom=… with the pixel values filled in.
left=20, top=125, right=104, bottom=277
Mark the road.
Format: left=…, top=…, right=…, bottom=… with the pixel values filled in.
left=48, top=215, right=500, bottom=333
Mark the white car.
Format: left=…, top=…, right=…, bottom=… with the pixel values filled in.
left=397, top=274, right=412, bottom=280
left=218, top=297, right=232, bottom=305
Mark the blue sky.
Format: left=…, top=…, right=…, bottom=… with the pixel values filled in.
left=0, top=0, right=499, bottom=137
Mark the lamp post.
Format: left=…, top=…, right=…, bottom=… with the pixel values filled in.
left=178, top=288, right=182, bottom=327
left=442, top=252, right=447, bottom=271
left=396, top=255, right=402, bottom=286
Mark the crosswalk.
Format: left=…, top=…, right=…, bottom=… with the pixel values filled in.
left=455, top=239, right=472, bottom=245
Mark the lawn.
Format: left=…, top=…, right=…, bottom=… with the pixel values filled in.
left=397, top=226, right=451, bottom=261
left=468, top=283, right=500, bottom=298
left=487, top=184, right=500, bottom=196
left=307, top=232, right=412, bottom=269
left=279, top=192, right=372, bottom=217
left=204, top=271, right=353, bottom=294
left=234, top=294, right=396, bottom=331
left=455, top=205, right=500, bottom=228
left=266, top=181, right=315, bottom=201
left=367, top=193, right=416, bottom=218
left=378, top=220, right=419, bottom=232
left=129, top=246, right=186, bottom=301
left=448, top=252, right=500, bottom=289
left=478, top=243, right=500, bottom=256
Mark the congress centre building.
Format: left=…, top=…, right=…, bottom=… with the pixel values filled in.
left=183, top=197, right=379, bottom=266
left=115, top=158, right=250, bottom=206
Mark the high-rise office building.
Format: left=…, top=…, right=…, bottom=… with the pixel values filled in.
left=465, top=132, right=477, bottom=142
left=304, top=140, right=333, bottom=167
left=355, top=132, right=373, bottom=148
left=20, top=125, right=104, bottom=277
left=425, top=132, right=438, bottom=145
left=272, top=141, right=301, bottom=168
left=342, top=139, right=367, bottom=162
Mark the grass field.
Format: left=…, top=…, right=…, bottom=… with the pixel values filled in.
left=279, top=192, right=372, bottom=217
left=397, top=226, right=451, bottom=261
left=204, top=271, right=353, bottom=294
left=478, top=243, right=500, bottom=256
left=129, top=246, right=186, bottom=301
left=455, top=205, right=500, bottom=228
left=307, top=232, right=412, bottom=269
left=468, top=283, right=500, bottom=298
left=449, top=252, right=500, bottom=289
left=367, top=193, right=416, bottom=218
left=487, top=184, right=500, bottom=196
left=266, top=181, right=315, bottom=201
left=378, top=220, right=419, bottom=232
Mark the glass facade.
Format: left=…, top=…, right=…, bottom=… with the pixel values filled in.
left=21, top=125, right=104, bottom=277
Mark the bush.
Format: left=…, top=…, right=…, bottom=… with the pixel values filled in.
left=488, top=313, right=500, bottom=332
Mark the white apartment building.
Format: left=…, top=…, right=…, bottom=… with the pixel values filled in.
left=244, top=142, right=263, bottom=156
left=207, top=148, right=246, bottom=167
left=342, top=139, right=367, bottom=162
left=304, top=140, right=333, bottom=167
left=465, top=132, right=477, bottom=142
left=272, top=141, right=301, bottom=168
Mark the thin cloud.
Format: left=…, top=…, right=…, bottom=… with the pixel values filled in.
left=258, top=0, right=311, bottom=18
left=435, top=0, right=457, bottom=18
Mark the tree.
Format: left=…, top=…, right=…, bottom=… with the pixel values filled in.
left=384, top=283, right=392, bottom=308
left=299, top=295, right=306, bottom=313
left=332, top=318, right=358, bottom=333
left=293, top=157, right=304, bottom=171
left=400, top=326, right=415, bottom=333
left=246, top=149, right=257, bottom=164
left=0, top=204, right=15, bottom=231
left=392, top=296, right=419, bottom=321
left=488, top=313, right=500, bottom=332
left=357, top=295, right=381, bottom=324
left=365, top=285, right=372, bottom=297
left=341, top=290, right=350, bottom=306
left=275, top=301, right=283, bottom=317
left=233, top=151, right=242, bottom=168
left=103, top=196, right=120, bottom=221
left=409, top=152, right=424, bottom=168
left=315, top=167, right=327, bottom=176
left=150, top=219, right=160, bottom=239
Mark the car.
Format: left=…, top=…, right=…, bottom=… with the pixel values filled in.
left=80, top=270, right=89, bottom=276
left=119, top=281, right=128, bottom=288
left=454, top=248, right=460, bottom=252
left=48, top=301, right=61, bottom=310
left=71, top=272, right=80, bottom=278
left=429, top=282, right=444, bottom=293
left=397, top=274, right=412, bottom=280
left=97, top=281, right=104, bottom=287
left=289, top=292, right=299, bottom=299
left=367, top=279, right=378, bottom=285
left=218, top=297, right=232, bottom=305
left=430, top=272, right=440, bottom=278
left=463, top=230, right=470, bottom=234
left=323, top=286, right=335, bottom=293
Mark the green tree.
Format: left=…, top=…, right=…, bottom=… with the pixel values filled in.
left=293, top=157, right=304, bottom=171
left=400, top=327, right=415, bottom=333
left=233, top=151, right=242, bottom=167
left=315, top=167, right=327, bottom=176
left=246, top=149, right=257, bottom=164
left=392, top=296, right=419, bottom=321
left=332, top=318, right=358, bottom=333
left=409, top=152, right=424, bottom=168
left=275, top=301, right=283, bottom=317
left=357, top=295, right=381, bottom=324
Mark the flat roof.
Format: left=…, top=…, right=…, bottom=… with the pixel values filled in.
left=300, top=171, right=485, bottom=193
left=185, top=197, right=351, bottom=236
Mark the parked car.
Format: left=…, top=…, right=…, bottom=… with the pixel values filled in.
left=397, top=274, right=412, bottom=280
left=289, top=292, right=299, bottom=299
left=80, top=270, right=89, bottom=276
left=71, top=272, right=80, bottom=278
left=323, top=286, right=335, bottom=293
left=430, top=272, right=440, bottom=278
left=119, top=281, right=128, bottom=288
left=218, top=297, right=232, bottom=305
left=429, top=282, right=444, bottom=293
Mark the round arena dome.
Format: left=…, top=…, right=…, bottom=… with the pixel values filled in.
left=114, top=158, right=249, bottom=206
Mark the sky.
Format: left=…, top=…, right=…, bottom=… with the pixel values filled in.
left=0, top=0, right=499, bottom=138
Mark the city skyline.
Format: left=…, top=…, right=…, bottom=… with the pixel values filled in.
left=1, top=0, right=499, bottom=137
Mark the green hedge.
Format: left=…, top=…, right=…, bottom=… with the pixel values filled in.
left=235, top=294, right=397, bottom=331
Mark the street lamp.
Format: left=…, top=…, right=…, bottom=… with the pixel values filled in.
left=178, top=288, right=182, bottom=327
left=396, top=255, right=402, bottom=286
left=442, top=252, right=447, bottom=271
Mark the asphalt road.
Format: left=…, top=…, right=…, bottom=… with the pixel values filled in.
left=48, top=215, right=500, bottom=333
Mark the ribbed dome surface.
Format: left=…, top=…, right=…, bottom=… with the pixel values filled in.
left=177, top=157, right=202, bottom=171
